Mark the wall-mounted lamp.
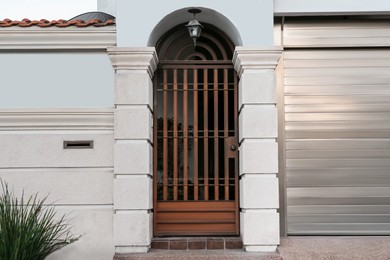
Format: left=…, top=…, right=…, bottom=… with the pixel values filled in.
left=186, top=8, right=203, bottom=47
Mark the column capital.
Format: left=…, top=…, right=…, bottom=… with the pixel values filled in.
left=233, top=47, right=282, bottom=77
left=107, top=47, right=159, bottom=78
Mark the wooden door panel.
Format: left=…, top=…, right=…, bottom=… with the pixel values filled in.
left=156, top=201, right=237, bottom=236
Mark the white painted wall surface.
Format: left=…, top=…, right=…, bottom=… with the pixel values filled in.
left=275, top=0, right=390, bottom=16
left=116, top=0, right=274, bottom=47
left=0, top=108, right=115, bottom=260
left=98, top=0, right=116, bottom=16
left=0, top=52, right=114, bottom=107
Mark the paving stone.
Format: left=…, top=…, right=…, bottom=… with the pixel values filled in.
left=206, top=238, right=225, bottom=250
left=169, top=239, right=188, bottom=250
left=225, top=238, right=243, bottom=249
left=151, top=239, right=169, bottom=250
left=188, top=239, right=206, bottom=250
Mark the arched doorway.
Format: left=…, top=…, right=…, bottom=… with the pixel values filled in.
left=153, top=23, right=239, bottom=236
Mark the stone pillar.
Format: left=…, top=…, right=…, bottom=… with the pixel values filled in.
left=108, top=47, right=158, bottom=254
left=233, top=47, right=282, bottom=252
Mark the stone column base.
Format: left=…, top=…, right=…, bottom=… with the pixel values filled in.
left=245, top=245, right=278, bottom=252
left=115, top=246, right=149, bottom=254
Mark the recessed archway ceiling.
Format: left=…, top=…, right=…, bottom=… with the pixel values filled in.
left=156, top=23, right=234, bottom=61
left=148, top=7, right=242, bottom=48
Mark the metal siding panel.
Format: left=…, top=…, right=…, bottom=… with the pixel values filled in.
left=285, top=49, right=390, bottom=235
left=285, top=95, right=390, bottom=105
left=288, top=224, right=390, bottom=235
left=284, top=50, right=390, bottom=59
left=283, top=21, right=390, bottom=48
left=289, top=205, right=390, bottom=214
left=286, top=104, right=390, bottom=113
left=287, top=149, right=390, bottom=159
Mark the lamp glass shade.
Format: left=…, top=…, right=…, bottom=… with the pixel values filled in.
left=186, top=19, right=203, bottom=46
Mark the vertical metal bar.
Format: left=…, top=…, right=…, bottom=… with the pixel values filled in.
left=183, top=69, right=188, bottom=201
left=194, top=69, right=199, bottom=201
left=224, top=69, right=229, bottom=200
left=204, top=69, right=209, bottom=201
left=163, top=69, right=168, bottom=201
left=173, top=69, right=178, bottom=201
left=214, top=69, right=219, bottom=200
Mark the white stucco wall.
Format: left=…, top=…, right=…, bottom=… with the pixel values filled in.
left=0, top=52, right=114, bottom=108
left=116, top=0, right=274, bottom=47
left=98, top=0, right=116, bottom=16
left=0, top=108, right=115, bottom=260
left=275, top=0, right=390, bottom=15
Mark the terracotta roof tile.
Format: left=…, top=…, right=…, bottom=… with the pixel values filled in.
left=0, top=18, right=115, bottom=28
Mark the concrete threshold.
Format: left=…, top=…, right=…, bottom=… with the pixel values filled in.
left=114, top=249, right=281, bottom=260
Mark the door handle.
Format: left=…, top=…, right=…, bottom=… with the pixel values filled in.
left=225, top=137, right=238, bottom=158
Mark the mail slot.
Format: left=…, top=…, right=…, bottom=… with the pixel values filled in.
left=63, top=140, right=94, bottom=149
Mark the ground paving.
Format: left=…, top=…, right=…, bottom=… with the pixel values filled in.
left=278, top=236, right=390, bottom=260
left=115, top=237, right=390, bottom=259
left=114, top=249, right=280, bottom=260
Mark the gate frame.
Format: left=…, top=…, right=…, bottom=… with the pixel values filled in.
left=152, top=61, right=240, bottom=237
left=151, top=23, right=240, bottom=237
left=108, top=44, right=282, bottom=255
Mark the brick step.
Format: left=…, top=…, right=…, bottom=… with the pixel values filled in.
left=151, top=237, right=243, bottom=250
left=114, top=249, right=281, bottom=260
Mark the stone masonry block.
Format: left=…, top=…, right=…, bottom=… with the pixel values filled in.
left=239, top=70, right=276, bottom=109
left=239, top=105, right=277, bottom=141
left=115, top=246, right=149, bottom=254
left=240, top=209, right=280, bottom=246
left=245, top=245, right=277, bottom=252
left=114, top=176, right=152, bottom=210
left=115, top=72, right=152, bottom=107
left=240, top=174, right=279, bottom=209
left=114, top=107, right=152, bottom=140
left=114, top=140, right=152, bottom=174
left=114, top=211, right=152, bottom=246
left=239, top=139, right=278, bottom=175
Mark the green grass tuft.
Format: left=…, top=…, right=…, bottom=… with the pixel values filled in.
left=0, top=181, right=81, bottom=260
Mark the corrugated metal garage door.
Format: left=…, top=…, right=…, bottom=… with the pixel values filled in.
left=284, top=49, right=390, bottom=235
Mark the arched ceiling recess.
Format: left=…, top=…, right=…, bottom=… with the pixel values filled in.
left=156, top=23, right=235, bottom=61
left=148, top=7, right=242, bottom=48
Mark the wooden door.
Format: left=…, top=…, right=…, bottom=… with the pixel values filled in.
left=153, top=24, right=239, bottom=236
